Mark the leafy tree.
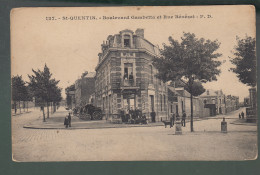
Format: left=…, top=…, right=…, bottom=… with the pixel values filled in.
left=23, top=85, right=33, bottom=112
left=173, top=80, right=205, bottom=96
left=50, top=86, right=62, bottom=113
left=230, top=36, right=256, bottom=87
left=12, top=75, right=26, bottom=114
left=28, top=64, right=60, bottom=121
left=153, top=32, right=222, bottom=132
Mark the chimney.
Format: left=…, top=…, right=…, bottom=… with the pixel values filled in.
left=135, top=28, right=144, bottom=38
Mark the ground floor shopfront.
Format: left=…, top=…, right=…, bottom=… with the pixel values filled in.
left=96, top=87, right=168, bottom=122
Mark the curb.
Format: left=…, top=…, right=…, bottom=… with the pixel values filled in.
left=23, top=123, right=164, bottom=130
left=229, top=122, right=257, bottom=126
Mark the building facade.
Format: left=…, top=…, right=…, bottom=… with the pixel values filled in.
left=168, top=86, right=210, bottom=118
left=75, top=72, right=96, bottom=108
left=66, top=91, right=76, bottom=109
left=95, top=29, right=168, bottom=121
left=225, top=95, right=239, bottom=113
left=199, top=89, right=226, bottom=116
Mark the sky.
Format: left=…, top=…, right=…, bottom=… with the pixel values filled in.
left=11, top=6, right=256, bottom=101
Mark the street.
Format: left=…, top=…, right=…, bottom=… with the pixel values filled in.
left=12, top=107, right=257, bottom=161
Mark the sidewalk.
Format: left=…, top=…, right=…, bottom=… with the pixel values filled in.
left=23, top=112, right=165, bottom=129
left=22, top=111, right=219, bottom=130
left=23, top=107, right=253, bottom=130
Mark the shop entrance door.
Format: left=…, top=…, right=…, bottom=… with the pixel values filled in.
left=123, top=93, right=136, bottom=113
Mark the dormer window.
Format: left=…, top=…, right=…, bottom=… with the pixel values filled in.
left=123, top=35, right=130, bottom=47
left=124, top=39, right=130, bottom=47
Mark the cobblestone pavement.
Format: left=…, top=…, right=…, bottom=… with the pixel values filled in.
left=12, top=107, right=257, bottom=161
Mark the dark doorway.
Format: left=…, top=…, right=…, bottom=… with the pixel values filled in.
left=150, top=95, right=154, bottom=112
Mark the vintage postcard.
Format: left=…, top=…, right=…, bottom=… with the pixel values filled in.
left=11, top=6, right=257, bottom=161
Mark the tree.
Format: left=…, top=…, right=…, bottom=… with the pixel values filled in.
left=28, top=64, right=60, bottom=122
left=174, top=80, right=205, bottom=96
left=12, top=75, right=26, bottom=114
left=153, top=32, right=222, bottom=132
left=24, top=85, right=33, bottom=112
left=230, top=36, right=256, bottom=87
left=50, top=86, right=62, bottom=113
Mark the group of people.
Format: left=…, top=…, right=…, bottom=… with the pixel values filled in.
left=170, top=111, right=187, bottom=127
left=239, top=111, right=245, bottom=119
left=64, top=113, right=72, bottom=128
left=120, top=109, right=148, bottom=124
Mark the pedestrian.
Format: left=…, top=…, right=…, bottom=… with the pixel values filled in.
left=120, top=110, right=125, bottom=123
left=239, top=113, right=241, bottom=119
left=241, top=111, right=245, bottom=119
left=142, top=114, right=147, bottom=124
left=125, top=109, right=130, bottom=122
left=68, top=112, right=71, bottom=127
left=150, top=111, right=156, bottom=122
left=64, top=116, right=69, bottom=128
left=181, top=111, right=186, bottom=127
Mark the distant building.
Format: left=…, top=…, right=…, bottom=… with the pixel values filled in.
left=168, top=86, right=210, bottom=118
left=67, top=91, right=76, bottom=109
left=199, top=89, right=226, bottom=116
left=225, top=95, right=239, bottom=113
left=246, top=87, right=257, bottom=122
left=75, top=72, right=96, bottom=108
left=94, top=29, right=168, bottom=121
left=244, top=97, right=250, bottom=107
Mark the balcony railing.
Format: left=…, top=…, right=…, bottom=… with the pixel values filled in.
left=123, top=79, right=135, bottom=87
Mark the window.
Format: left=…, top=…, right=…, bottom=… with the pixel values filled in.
left=124, top=39, right=130, bottom=47
left=123, top=63, right=133, bottom=80
left=124, top=35, right=131, bottom=47
left=150, top=65, right=153, bottom=84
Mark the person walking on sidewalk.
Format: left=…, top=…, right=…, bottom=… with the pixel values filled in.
left=68, top=113, right=71, bottom=127
left=181, top=111, right=186, bottom=127
left=241, top=111, right=245, bottom=119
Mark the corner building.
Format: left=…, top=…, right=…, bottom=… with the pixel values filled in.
left=95, top=29, right=168, bottom=122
